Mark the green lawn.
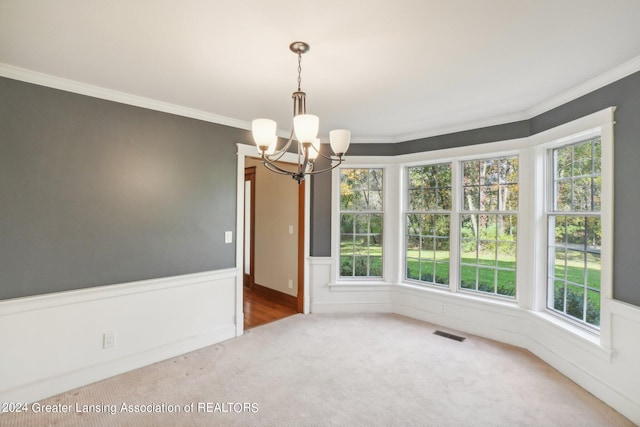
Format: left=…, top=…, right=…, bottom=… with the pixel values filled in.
left=341, top=244, right=601, bottom=326
left=405, top=249, right=517, bottom=294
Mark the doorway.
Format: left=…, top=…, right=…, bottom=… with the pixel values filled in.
left=243, top=166, right=256, bottom=289
left=242, top=158, right=305, bottom=329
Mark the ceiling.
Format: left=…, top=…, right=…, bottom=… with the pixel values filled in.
left=2, top=0, right=640, bottom=144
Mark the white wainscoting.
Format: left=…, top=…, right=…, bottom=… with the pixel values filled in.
left=0, top=268, right=239, bottom=404
left=309, top=257, right=640, bottom=424
left=309, top=257, right=393, bottom=313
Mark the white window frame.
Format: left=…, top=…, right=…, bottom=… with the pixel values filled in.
left=328, top=107, right=614, bottom=347
left=397, top=148, right=524, bottom=303
left=530, top=108, right=614, bottom=341
left=457, top=154, right=520, bottom=300
left=546, top=137, right=602, bottom=330
left=404, top=161, right=453, bottom=287
left=330, top=162, right=395, bottom=287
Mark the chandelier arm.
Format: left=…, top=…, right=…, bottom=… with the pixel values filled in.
left=313, top=149, right=340, bottom=162
left=261, top=157, right=303, bottom=176
left=301, top=144, right=310, bottom=173
left=304, top=157, right=345, bottom=176
left=263, top=131, right=296, bottom=162
left=264, top=143, right=292, bottom=163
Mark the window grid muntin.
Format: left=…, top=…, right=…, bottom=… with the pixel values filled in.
left=462, top=156, right=519, bottom=212
left=405, top=213, right=451, bottom=285
left=547, top=137, right=601, bottom=329
left=405, top=163, right=452, bottom=286
left=459, top=156, right=518, bottom=298
left=553, top=138, right=601, bottom=212
left=339, top=168, right=384, bottom=278
left=547, top=214, right=601, bottom=327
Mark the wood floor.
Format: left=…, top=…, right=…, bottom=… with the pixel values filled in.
left=243, top=286, right=298, bottom=330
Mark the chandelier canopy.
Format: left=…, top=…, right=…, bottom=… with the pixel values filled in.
left=251, top=41, right=351, bottom=184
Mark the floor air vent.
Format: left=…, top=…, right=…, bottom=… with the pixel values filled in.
left=434, top=330, right=466, bottom=342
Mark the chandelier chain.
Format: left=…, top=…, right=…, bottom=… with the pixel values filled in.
left=297, top=52, right=302, bottom=92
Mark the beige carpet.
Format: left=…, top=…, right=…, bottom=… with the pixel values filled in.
left=1, top=313, right=634, bottom=426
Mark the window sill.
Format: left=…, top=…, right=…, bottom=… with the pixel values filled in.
left=328, top=280, right=393, bottom=292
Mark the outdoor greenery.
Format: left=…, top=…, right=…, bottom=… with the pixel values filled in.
left=337, top=143, right=602, bottom=329
left=553, top=138, right=601, bottom=211
left=553, top=280, right=600, bottom=326
left=406, top=243, right=450, bottom=285
left=548, top=138, right=602, bottom=328
left=340, top=168, right=383, bottom=211
left=549, top=216, right=601, bottom=327
left=459, top=157, right=518, bottom=297
left=407, top=163, right=452, bottom=212
left=403, top=158, right=520, bottom=297
left=463, top=157, right=519, bottom=212
left=339, top=168, right=384, bottom=277
left=405, top=164, right=452, bottom=285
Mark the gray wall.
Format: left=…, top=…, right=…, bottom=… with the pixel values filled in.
left=310, top=70, right=640, bottom=308
left=3, top=70, right=639, bottom=307
left=530, top=71, right=640, bottom=306
left=0, top=77, right=251, bottom=299
left=310, top=156, right=332, bottom=256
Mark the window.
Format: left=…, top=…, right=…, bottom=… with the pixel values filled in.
left=339, top=168, right=383, bottom=277
left=329, top=108, right=613, bottom=345
left=405, top=163, right=451, bottom=285
left=547, top=137, right=601, bottom=329
left=460, top=157, right=518, bottom=297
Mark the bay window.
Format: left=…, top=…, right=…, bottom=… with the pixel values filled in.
left=330, top=108, right=613, bottom=339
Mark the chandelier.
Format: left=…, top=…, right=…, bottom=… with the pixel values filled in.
left=251, top=41, right=351, bottom=184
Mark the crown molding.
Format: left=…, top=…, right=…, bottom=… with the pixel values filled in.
left=388, top=111, right=530, bottom=144
left=344, top=135, right=399, bottom=144
left=386, top=54, right=640, bottom=144
left=2, top=54, right=639, bottom=144
left=526, top=54, right=640, bottom=118
left=0, top=63, right=252, bottom=131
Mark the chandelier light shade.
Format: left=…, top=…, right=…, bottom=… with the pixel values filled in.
left=251, top=41, right=351, bottom=184
left=293, top=114, right=319, bottom=143
left=251, top=119, right=277, bottom=149
left=330, top=129, right=351, bottom=156
left=308, top=138, right=321, bottom=161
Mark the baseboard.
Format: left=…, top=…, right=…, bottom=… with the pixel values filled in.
left=311, top=301, right=393, bottom=313
left=307, top=264, right=640, bottom=424
left=251, top=283, right=297, bottom=310
left=525, top=333, right=640, bottom=425
left=1, top=325, right=235, bottom=404
left=0, top=269, right=239, bottom=404
left=392, top=303, right=530, bottom=349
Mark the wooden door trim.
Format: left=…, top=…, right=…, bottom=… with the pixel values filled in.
left=243, top=166, right=256, bottom=289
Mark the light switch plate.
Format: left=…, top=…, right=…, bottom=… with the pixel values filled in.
left=225, top=231, right=233, bottom=243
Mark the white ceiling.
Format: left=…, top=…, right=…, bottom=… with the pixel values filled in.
left=2, top=0, right=640, bottom=143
